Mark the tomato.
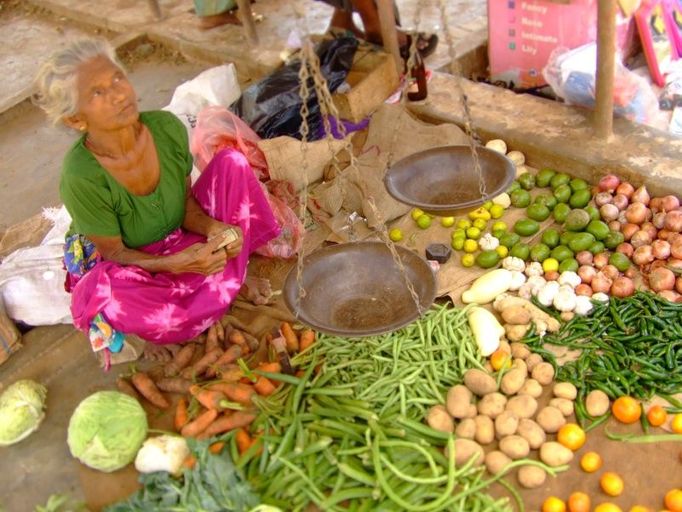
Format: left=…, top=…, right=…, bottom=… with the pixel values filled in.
left=612, top=396, right=641, bottom=424
left=567, top=491, right=591, bottom=512
left=557, top=423, right=586, bottom=451
left=665, top=488, right=682, bottom=512
left=646, top=404, right=667, bottom=427
left=672, top=413, right=682, bottom=434
left=542, top=496, right=567, bottom=512
left=600, top=472, right=624, bottom=497
left=580, top=451, right=603, bottom=473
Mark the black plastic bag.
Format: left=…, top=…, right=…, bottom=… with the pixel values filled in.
left=231, top=36, right=358, bottom=140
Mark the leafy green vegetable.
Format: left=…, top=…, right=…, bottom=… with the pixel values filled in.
left=105, top=438, right=259, bottom=512
left=67, top=391, right=147, bottom=472
left=0, top=379, right=47, bottom=446
left=34, top=494, right=88, bottom=512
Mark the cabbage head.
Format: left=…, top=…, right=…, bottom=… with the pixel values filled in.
left=68, top=391, right=147, bottom=472
left=0, top=379, right=47, bottom=446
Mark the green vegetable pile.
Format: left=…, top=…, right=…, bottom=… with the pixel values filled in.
left=525, top=291, right=682, bottom=424
left=239, top=304, right=518, bottom=511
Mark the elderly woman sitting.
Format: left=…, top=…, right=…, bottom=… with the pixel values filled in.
left=34, top=39, right=281, bottom=365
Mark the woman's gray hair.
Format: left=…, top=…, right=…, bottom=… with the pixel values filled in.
left=33, top=39, right=123, bottom=125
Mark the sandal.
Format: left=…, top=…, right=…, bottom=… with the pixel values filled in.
left=400, top=33, right=439, bottom=60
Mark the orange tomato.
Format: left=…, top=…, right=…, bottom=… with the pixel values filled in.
left=543, top=496, right=567, bottom=512
left=558, top=423, right=587, bottom=451
left=672, top=413, right=682, bottom=434
left=568, top=491, right=591, bottom=512
left=594, top=504, right=622, bottom=512
left=580, top=451, right=603, bottom=473
left=489, top=348, right=512, bottom=371
left=665, top=488, right=682, bottom=512
left=612, top=396, right=642, bottom=424
left=646, top=404, right=667, bottom=427
left=600, top=472, right=624, bottom=497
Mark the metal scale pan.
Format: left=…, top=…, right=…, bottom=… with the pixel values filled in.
left=384, top=145, right=516, bottom=217
left=282, top=242, right=436, bottom=337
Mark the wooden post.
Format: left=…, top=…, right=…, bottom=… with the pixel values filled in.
left=236, top=0, right=259, bottom=46
left=594, top=0, right=617, bottom=139
left=376, top=0, right=402, bottom=72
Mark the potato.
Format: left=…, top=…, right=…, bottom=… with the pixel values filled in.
left=512, top=358, right=528, bottom=375
left=510, top=342, right=531, bottom=360
left=495, top=411, right=519, bottom=438
left=585, top=389, right=610, bottom=417
left=517, top=465, right=547, bottom=489
left=485, top=450, right=512, bottom=476
left=549, top=397, right=574, bottom=417
left=518, top=379, right=543, bottom=398
left=498, top=339, right=511, bottom=354
left=477, top=393, right=507, bottom=419
left=506, top=395, right=538, bottom=419
left=474, top=415, right=495, bottom=445
left=426, top=405, right=454, bottom=433
left=553, top=382, right=577, bottom=400
left=536, top=406, right=566, bottom=433
left=483, top=362, right=494, bottom=373
left=446, top=385, right=474, bottom=419
left=539, top=441, right=574, bottom=467
left=464, top=404, right=478, bottom=419
left=525, top=353, right=543, bottom=372
left=500, top=369, right=526, bottom=396
left=499, top=435, right=530, bottom=460
left=531, top=362, right=555, bottom=386
left=464, top=369, right=498, bottom=396
left=517, top=418, right=546, bottom=449
left=455, top=418, right=476, bottom=439
left=501, top=306, right=531, bottom=325
left=504, top=324, right=529, bottom=342
left=447, top=439, right=484, bottom=467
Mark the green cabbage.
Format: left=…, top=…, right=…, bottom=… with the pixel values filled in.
left=67, top=391, right=147, bottom=472
left=0, top=379, right=47, bottom=446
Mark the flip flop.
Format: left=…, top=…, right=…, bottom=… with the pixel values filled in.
left=400, top=33, right=439, bottom=60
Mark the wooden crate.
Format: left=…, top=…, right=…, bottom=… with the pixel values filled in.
left=333, top=48, right=399, bottom=123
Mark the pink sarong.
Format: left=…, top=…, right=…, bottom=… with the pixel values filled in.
left=70, top=148, right=281, bottom=344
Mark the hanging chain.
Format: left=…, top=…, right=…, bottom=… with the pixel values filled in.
left=437, top=0, right=487, bottom=200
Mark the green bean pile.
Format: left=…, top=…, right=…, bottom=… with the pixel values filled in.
left=525, top=291, right=682, bottom=423
left=239, top=303, right=518, bottom=511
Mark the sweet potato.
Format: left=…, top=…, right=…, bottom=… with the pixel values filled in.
left=164, top=343, right=196, bottom=377
left=131, top=372, right=169, bottom=409
left=155, top=377, right=193, bottom=394
left=116, top=377, right=141, bottom=400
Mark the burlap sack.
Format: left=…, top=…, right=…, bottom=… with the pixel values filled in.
left=0, top=213, right=53, bottom=261
left=0, top=296, right=21, bottom=366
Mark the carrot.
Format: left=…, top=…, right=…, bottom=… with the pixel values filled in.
left=181, top=348, right=222, bottom=379
left=164, top=343, right=195, bottom=377
left=299, top=329, right=316, bottom=351
left=181, top=408, right=218, bottom=437
left=228, top=329, right=247, bottom=347
left=205, top=324, right=220, bottom=353
left=131, top=372, right=170, bottom=409
left=208, top=382, right=255, bottom=405
left=295, top=369, right=305, bottom=378
left=189, top=385, right=228, bottom=410
left=182, top=454, right=197, bottom=469
left=174, top=397, right=189, bottom=431
left=205, top=345, right=242, bottom=378
left=235, top=428, right=252, bottom=454
left=197, top=410, right=257, bottom=439
left=257, top=361, right=282, bottom=373
left=280, top=322, right=299, bottom=352
left=116, top=377, right=141, bottom=400
left=242, top=331, right=260, bottom=352
left=254, top=376, right=277, bottom=396
left=155, top=377, right=193, bottom=394
left=209, top=441, right=226, bottom=454
left=214, top=321, right=225, bottom=344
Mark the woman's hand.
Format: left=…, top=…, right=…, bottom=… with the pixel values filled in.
left=206, top=223, right=244, bottom=260
left=174, top=239, right=229, bottom=275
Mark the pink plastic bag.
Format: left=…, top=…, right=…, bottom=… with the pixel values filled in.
left=191, top=106, right=303, bottom=258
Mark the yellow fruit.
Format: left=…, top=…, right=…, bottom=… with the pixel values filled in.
left=542, top=257, right=560, bottom=273
left=466, top=227, right=481, bottom=240
left=440, top=216, right=455, bottom=227
left=416, top=214, right=432, bottom=229
left=594, top=504, right=622, bottom=512
left=411, top=208, right=425, bottom=221
left=542, top=496, right=566, bottom=512
left=457, top=219, right=472, bottom=230
left=672, top=413, right=682, bottom=433
left=495, top=245, right=509, bottom=258
left=490, top=204, right=505, bottom=219
left=557, top=423, right=586, bottom=451
left=665, top=488, right=682, bottom=512
left=468, top=207, right=491, bottom=221
left=490, top=349, right=512, bottom=371
left=463, top=239, right=478, bottom=253
left=628, top=506, right=651, bottom=512
left=461, top=254, right=475, bottom=267
left=567, top=492, right=590, bottom=512
left=452, top=228, right=466, bottom=239
left=388, top=228, right=403, bottom=242
left=483, top=200, right=494, bottom=210
left=451, top=237, right=465, bottom=251
left=492, top=220, right=508, bottom=232
left=580, top=451, right=602, bottom=472
left=473, top=218, right=488, bottom=230
left=600, top=472, right=624, bottom=497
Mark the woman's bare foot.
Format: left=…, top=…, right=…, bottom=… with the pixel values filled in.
left=143, top=343, right=181, bottom=362
left=241, top=276, right=273, bottom=305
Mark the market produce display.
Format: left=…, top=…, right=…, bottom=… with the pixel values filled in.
left=0, top=379, right=47, bottom=446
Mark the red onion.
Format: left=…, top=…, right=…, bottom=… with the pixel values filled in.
left=658, top=229, right=672, bottom=241
left=593, top=252, right=609, bottom=269
left=602, top=264, right=620, bottom=281
left=578, top=265, right=597, bottom=284
left=611, top=276, right=635, bottom=298
left=625, top=203, right=649, bottom=225
left=664, top=211, right=682, bottom=232
left=576, top=251, right=594, bottom=266
left=621, top=223, right=639, bottom=241
left=671, top=239, right=682, bottom=259
left=615, top=182, right=635, bottom=198
left=594, top=192, right=614, bottom=207
left=640, top=222, right=658, bottom=241
left=661, top=195, right=680, bottom=212
left=616, top=243, right=634, bottom=258
left=653, top=212, right=667, bottom=229
left=575, top=284, right=593, bottom=296
left=608, top=220, right=622, bottom=232
left=599, top=174, right=621, bottom=193
left=676, top=276, right=682, bottom=294
left=591, top=272, right=613, bottom=293
left=630, top=230, right=653, bottom=249
left=632, top=245, right=654, bottom=266
left=649, top=267, right=676, bottom=292
left=651, top=239, right=671, bottom=260
left=658, top=290, right=681, bottom=303
left=632, top=186, right=651, bottom=205
left=612, top=193, right=629, bottom=211
left=600, top=203, right=620, bottom=222
left=649, top=197, right=663, bottom=213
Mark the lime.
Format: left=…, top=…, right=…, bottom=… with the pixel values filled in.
left=535, top=193, right=558, bottom=211
left=514, top=219, right=540, bottom=237
left=550, top=173, right=571, bottom=190
left=499, top=232, right=521, bottom=249
left=559, top=258, right=579, bottom=273
left=492, top=228, right=507, bottom=239
left=468, top=207, right=491, bottom=220
left=411, top=208, right=425, bottom=221
left=389, top=228, right=403, bottom=242
left=510, top=243, right=531, bottom=261
left=569, top=189, right=592, bottom=208
left=466, top=227, right=481, bottom=240
left=463, top=239, right=478, bottom=253
left=589, top=241, right=606, bottom=254
left=568, top=232, right=596, bottom=253
left=530, top=243, right=551, bottom=262
left=553, top=184, right=572, bottom=204
left=536, top=168, right=557, bottom=188
left=461, top=253, right=475, bottom=267
left=604, top=230, right=625, bottom=249
left=457, top=219, right=472, bottom=230
left=472, top=218, right=488, bottom=230
left=542, top=258, right=559, bottom=272
left=451, top=228, right=466, bottom=239
left=527, top=203, right=551, bottom=222
left=584, top=205, right=600, bottom=221
left=507, top=181, right=521, bottom=193
left=518, top=172, right=536, bottom=191
left=553, top=203, right=571, bottom=223
left=541, top=228, right=560, bottom=248
left=564, top=209, right=591, bottom=231
left=561, top=231, right=579, bottom=246
left=451, top=237, right=465, bottom=251
left=476, top=250, right=501, bottom=269
left=496, top=245, right=509, bottom=258
left=440, top=216, right=456, bottom=228
left=416, top=214, right=432, bottom=229
left=489, top=204, right=505, bottom=219
left=586, top=220, right=610, bottom=241
left=510, top=189, right=532, bottom=208
left=551, top=245, right=574, bottom=262
left=483, top=200, right=494, bottom=210
left=492, top=221, right=508, bottom=232
left=570, top=178, right=589, bottom=192
left=609, top=252, right=631, bottom=271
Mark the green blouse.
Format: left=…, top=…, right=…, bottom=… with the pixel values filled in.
left=60, top=110, right=193, bottom=249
